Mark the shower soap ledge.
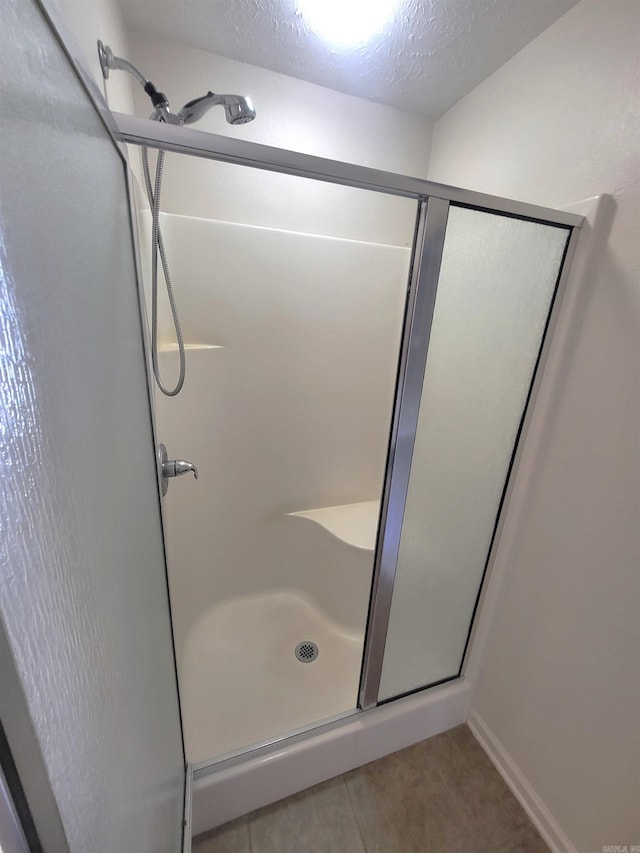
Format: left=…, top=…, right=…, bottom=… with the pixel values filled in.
left=158, top=343, right=223, bottom=352
left=288, top=500, right=380, bottom=551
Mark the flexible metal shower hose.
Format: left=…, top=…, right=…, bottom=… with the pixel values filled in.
left=142, top=146, right=186, bottom=396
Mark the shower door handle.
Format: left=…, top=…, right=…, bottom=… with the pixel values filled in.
left=158, top=443, right=198, bottom=496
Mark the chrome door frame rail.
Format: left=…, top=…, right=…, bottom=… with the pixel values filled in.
left=359, top=198, right=450, bottom=709
left=113, top=113, right=583, bottom=229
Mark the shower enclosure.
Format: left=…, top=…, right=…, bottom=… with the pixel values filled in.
left=140, top=155, right=417, bottom=763
left=119, top=112, right=580, bottom=781
left=0, top=2, right=587, bottom=847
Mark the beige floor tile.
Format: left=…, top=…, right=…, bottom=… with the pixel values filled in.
left=431, top=726, right=539, bottom=853
left=193, top=725, right=548, bottom=853
left=494, top=823, right=550, bottom=853
left=344, top=741, right=478, bottom=853
left=192, top=816, right=250, bottom=853
left=249, top=776, right=366, bottom=853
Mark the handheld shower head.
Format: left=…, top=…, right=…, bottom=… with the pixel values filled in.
left=178, top=92, right=256, bottom=125
left=97, top=42, right=256, bottom=127
left=223, top=96, right=256, bottom=125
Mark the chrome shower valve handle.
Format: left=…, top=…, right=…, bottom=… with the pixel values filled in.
left=163, top=459, right=198, bottom=480
left=158, top=444, right=198, bottom=496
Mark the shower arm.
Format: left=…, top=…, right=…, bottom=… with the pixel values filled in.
left=97, top=41, right=256, bottom=127
left=97, top=40, right=182, bottom=125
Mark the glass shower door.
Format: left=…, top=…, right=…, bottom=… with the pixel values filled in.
left=141, top=150, right=420, bottom=763
left=368, top=204, right=571, bottom=703
left=0, top=1, right=185, bottom=849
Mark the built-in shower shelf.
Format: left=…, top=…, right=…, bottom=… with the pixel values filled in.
left=158, top=343, right=224, bottom=352
left=288, top=500, right=380, bottom=551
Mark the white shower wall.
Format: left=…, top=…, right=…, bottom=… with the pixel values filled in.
left=150, top=210, right=410, bottom=646
left=144, top=209, right=411, bottom=759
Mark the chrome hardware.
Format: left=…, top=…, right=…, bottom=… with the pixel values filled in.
left=158, top=443, right=198, bottom=497
left=164, top=459, right=198, bottom=479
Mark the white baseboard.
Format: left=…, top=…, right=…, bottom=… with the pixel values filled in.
left=192, top=678, right=470, bottom=835
left=468, top=711, right=577, bottom=853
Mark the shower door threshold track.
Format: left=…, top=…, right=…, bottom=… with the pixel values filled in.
left=190, top=677, right=471, bottom=832
left=191, top=707, right=362, bottom=774
left=191, top=665, right=461, bottom=777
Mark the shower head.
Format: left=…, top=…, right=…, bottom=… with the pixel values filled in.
left=224, top=97, right=257, bottom=125
left=178, top=92, right=256, bottom=125
left=97, top=41, right=256, bottom=127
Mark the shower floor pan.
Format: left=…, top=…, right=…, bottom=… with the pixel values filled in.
left=180, top=590, right=364, bottom=763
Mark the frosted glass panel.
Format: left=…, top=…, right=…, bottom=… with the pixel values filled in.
left=378, top=206, right=569, bottom=701
left=0, top=0, right=184, bottom=850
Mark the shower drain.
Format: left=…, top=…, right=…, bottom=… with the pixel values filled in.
left=295, top=641, right=319, bottom=663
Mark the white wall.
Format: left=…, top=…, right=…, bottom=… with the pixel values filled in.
left=429, top=3, right=640, bottom=851
left=124, top=30, right=432, bottom=245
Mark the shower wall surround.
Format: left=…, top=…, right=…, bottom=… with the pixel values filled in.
left=151, top=210, right=410, bottom=638
left=142, top=192, right=414, bottom=761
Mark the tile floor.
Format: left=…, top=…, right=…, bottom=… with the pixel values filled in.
left=192, top=725, right=549, bottom=853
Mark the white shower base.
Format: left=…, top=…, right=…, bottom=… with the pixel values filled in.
left=180, top=590, right=364, bottom=763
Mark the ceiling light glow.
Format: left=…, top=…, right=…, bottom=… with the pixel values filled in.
left=297, top=0, right=398, bottom=49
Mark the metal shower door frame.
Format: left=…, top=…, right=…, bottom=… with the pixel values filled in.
left=113, top=113, right=581, bottom=227
left=358, top=196, right=449, bottom=708
left=111, top=113, right=583, bottom=713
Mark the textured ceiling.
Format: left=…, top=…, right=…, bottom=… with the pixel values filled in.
left=119, top=0, right=577, bottom=118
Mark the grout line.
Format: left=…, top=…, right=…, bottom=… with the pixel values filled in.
left=430, top=730, right=483, bottom=853
left=434, top=763, right=482, bottom=853
left=246, top=814, right=253, bottom=853
left=434, top=727, right=549, bottom=853
left=341, top=773, right=369, bottom=853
